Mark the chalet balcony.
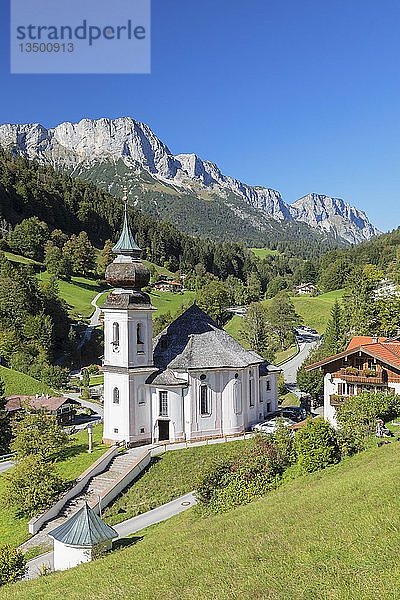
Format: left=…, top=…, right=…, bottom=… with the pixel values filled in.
left=333, top=369, right=388, bottom=386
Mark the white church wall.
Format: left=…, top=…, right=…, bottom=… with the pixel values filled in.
left=103, top=309, right=130, bottom=369
left=220, top=371, right=246, bottom=435
left=150, top=387, right=184, bottom=443
left=188, top=371, right=224, bottom=440
left=103, top=371, right=130, bottom=443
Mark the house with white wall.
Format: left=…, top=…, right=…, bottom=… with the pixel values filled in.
left=306, top=336, right=400, bottom=426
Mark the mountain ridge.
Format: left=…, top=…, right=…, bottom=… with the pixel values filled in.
left=0, top=116, right=380, bottom=245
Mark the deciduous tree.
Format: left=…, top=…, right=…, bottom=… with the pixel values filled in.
left=11, top=408, right=69, bottom=461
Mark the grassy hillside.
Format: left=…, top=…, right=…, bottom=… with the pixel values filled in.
left=6, top=442, right=400, bottom=599
left=37, top=271, right=103, bottom=320
left=251, top=247, right=280, bottom=258
left=225, top=289, right=345, bottom=348
left=104, top=441, right=247, bottom=525
left=291, top=288, right=345, bottom=333
left=0, top=365, right=54, bottom=396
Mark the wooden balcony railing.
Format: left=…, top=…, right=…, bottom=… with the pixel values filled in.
left=333, top=369, right=387, bottom=385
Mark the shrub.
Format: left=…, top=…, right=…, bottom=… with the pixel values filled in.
left=5, top=454, right=64, bottom=517
left=272, top=421, right=296, bottom=468
left=295, top=418, right=340, bottom=473
left=197, top=436, right=284, bottom=512
left=336, top=392, right=400, bottom=454
left=0, top=545, right=26, bottom=586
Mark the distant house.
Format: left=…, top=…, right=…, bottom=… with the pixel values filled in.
left=306, top=336, right=400, bottom=426
left=295, top=283, right=319, bottom=296
left=373, top=279, right=400, bottom=299
left=5, top=395, right=79, bottom=425
left=152, top=280, right=183, bottom=293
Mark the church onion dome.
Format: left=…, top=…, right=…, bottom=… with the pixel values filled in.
left=105, top=202, right=150, bottom=291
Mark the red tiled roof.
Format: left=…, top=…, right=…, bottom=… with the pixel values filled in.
left=346, top=337, right=387, bottom=350
left=5, top=395, right=78, bottom=413
left=307, top=337, right=400, bottom=372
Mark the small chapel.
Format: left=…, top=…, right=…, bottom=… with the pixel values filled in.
left=102, top=207, right=280, bottom=446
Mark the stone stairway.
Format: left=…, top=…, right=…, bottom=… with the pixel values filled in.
left=20, top=447, right=148, bottom=552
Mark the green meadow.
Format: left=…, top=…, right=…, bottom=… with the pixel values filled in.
left=5, top=442, right=400, bottom=599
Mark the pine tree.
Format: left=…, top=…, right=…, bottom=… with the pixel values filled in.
left=324, top=300, right=346, bottom=354
left=240, top=302, right=278, bottom=361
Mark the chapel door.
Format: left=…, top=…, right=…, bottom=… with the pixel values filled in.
left=158, top=420, right=170, bottom=441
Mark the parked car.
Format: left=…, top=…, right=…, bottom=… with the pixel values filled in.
left=252, top=417, right=296, bottom=434
left=268, top=407, right=307, bottom=423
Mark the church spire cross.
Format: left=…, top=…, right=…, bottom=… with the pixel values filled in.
left=112, top=200, right=142, bottom=258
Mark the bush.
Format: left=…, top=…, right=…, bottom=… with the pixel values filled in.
left=6, top=454, right=64, bottom=517
left=295, top=418, right=340, bottom=473
left=197, top=436, right=284, bottom=513
left=0, top=545, right=26, bottom=586
left=272, top=421, right=296, bottom=468
left=336, top=392, right=400, bottom=454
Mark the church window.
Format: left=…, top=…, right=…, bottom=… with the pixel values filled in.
left=266, top=380, right=271, bottom=391
left=138, top=387, right=146, bottom=405
left=200, top=385, right=211, bottom=416
left=233, top=380, right=242, bottom=414
left=267, top=402, right=271, bottom=413
left=249, top=376, right=254, bottom=407
left=137, top=323, right=144, bottom=345
left=159, top=391, right=168, bottom=416
left=113, top=428, right=118, bottom=434
left=112, top=322, right=120, bottom=347
left=113, top=387, right=120, bottom=404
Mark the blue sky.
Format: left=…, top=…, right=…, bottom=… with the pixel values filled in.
left=1, top=0, right=399, bottom=232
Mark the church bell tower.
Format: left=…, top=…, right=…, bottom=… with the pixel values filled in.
left=102, top=204, right=156, bottom=446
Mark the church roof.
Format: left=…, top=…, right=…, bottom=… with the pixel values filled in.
left=49, top=503, right=118, bottom=547
left=152, top=304, right=269, bottom=371
left=112, top=203, right=142, bottom=257
left=146, top=369, right=188, bottom=386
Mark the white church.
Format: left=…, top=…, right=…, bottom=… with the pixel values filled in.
left=102, top=208, right=280, bottom=446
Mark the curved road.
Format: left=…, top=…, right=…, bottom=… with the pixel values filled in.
left=280, top=329, right=320, bottom=398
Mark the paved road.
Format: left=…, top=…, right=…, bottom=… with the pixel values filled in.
left=78, top=291, right=105, bottom=350
left=25, top=492, right=196, bottom=579
left=0, top=460, right=14, bottom=474
left=280, top=330, right=320, bottom=397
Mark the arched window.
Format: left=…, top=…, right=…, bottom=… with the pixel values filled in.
left=113, top=387, right=120, bottom=404
left=137, top=323, right=144, bottom=345
left=249, top=374, right=254, bottom=408
left=200, top=384, right=211, bottom=416
left=112, top=322, right=120, bottom=346
left=233, top=380, right=242, bottom=415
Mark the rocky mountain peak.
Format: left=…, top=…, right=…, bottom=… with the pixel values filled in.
left=0, top=117, right=380, bottom=244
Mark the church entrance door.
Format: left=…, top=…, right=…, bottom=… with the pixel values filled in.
left=158, top=420, right=170, bottom=441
